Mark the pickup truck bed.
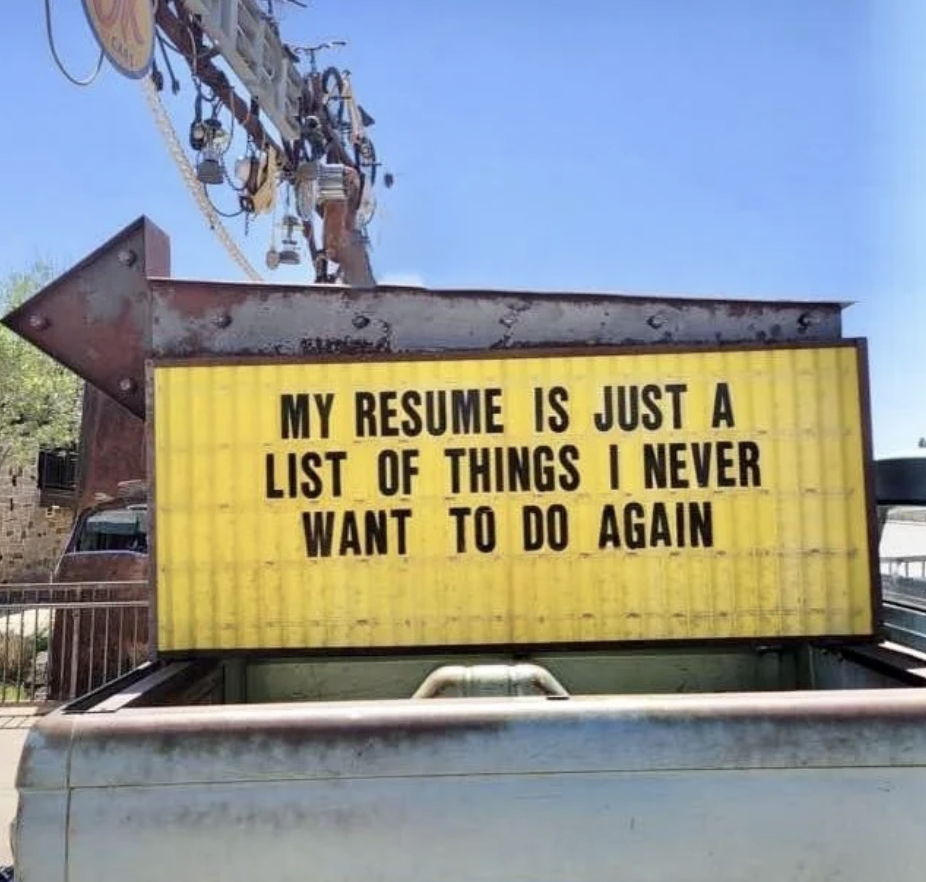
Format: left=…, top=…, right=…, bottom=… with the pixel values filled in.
left=14, top=646, right=926, bottom=882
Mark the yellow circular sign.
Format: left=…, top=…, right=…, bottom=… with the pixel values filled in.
left=82, top=0, right=156, bottom=80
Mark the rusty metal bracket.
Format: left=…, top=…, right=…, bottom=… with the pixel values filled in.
left=1, top=217, right=170, bottom=418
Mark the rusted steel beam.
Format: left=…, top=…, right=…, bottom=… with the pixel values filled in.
left=1, top=216, right=168, bottom=418
left=148, top=278, right=845, bottom=359
left=336, top=228, right=375, bottom=288
left=75, top=385, right=147, bottom=512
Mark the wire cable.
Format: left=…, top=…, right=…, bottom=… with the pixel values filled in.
left=203, top=184, right=245, bottom=219
left=156, top=33, right=181, bottom=94
left=44, top=0, right=104, bottom=87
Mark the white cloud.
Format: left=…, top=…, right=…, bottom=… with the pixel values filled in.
left=378, top=271, right=427, bottom=288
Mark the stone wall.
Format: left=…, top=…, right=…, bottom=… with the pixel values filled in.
left=0, top=459, right=74, bottom=584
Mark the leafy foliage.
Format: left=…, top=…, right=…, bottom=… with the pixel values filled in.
left=0, top=263, right=83, bottom=467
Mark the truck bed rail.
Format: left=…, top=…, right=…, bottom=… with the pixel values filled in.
left=15, top=688, right=926, bottom=882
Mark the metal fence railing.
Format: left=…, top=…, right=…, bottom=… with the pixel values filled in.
left=0, top=581, right=149, bottom=706
left=881, top=556, right=926, bottom=614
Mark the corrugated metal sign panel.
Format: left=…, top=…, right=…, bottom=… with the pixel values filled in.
left=151, top=342, right=877, bottom=652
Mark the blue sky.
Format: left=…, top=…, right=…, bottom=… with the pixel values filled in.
left=0, top=1, right=923, bottom=456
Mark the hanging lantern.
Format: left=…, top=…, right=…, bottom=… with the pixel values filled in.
left=189, top=120, right=208, bottom=152
left=278, top=214, right=302, bottom=266
left=195, top=119, right=230, bottom=186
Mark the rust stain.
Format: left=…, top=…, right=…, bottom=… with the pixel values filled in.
left=76, top=385, right=146, bottom=513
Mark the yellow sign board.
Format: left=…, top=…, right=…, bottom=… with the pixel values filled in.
left=82, top=0, right=155, bottom=79
left=152, top=343, right=878, bottom=652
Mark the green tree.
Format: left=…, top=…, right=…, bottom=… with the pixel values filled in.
left=0, top=262, right=83, bottom=468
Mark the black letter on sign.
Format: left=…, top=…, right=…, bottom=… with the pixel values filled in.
left=533, top=388, right=544, bottom=432
left=377, top=449, right=421, bottom=496
left=522, top=504, right=569, bottom=551
left=640, top=384, right=663, bottom=430
left=327, top=451, right=347, bottom=497
left=444, top=448, right=467, bottom=494
left=739, top=441, right=762, bottom=486
left=378, top=450, right=399, bottom=496
left=608, top=444, right=620, bottom=490
left=265, top=454, right=284, bottom=498
left=281, top=394, right=309, bottom=439
left=339, top=512, right=362, bottom=556
left=559, top=445, right=581, bottom=491
left=689, top=502, right=714, bottom=547
left=485, top=388, right=505, bottom=433
left=473, top=506, right=497, bottom=553
left=448, top=506, right=497, bottom=553
left=534, top=386, right=571, bottom=433
left=302, top=512, right=335, bottom=557
left=548, top=387, right=570, bottom=432
left=522, top=505, right=544, bottom=551
left=598, top=504, right=620, bottom=549
left=665, top=384, right=687, bottom=429
left=711, top=382, right=735, bottom=428
left=547, top=504, right=569, bottom=550
left=392, top=508, right=412, bottom=554
left=355, top=392, right=376, bottom=437
left=448, top=506, right=471, bottom=553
